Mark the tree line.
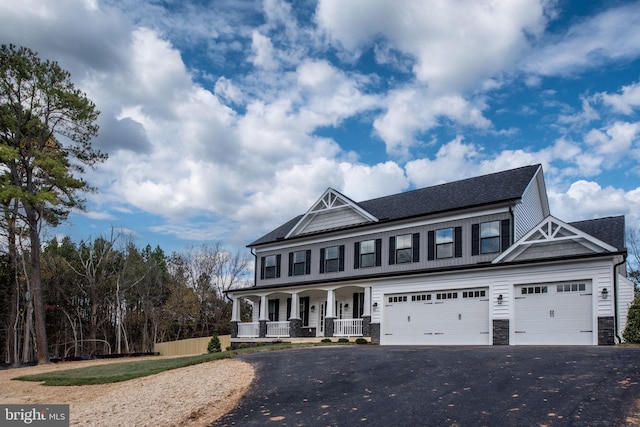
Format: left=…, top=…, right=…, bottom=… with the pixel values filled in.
left=0, top=234, right=251, bottom=364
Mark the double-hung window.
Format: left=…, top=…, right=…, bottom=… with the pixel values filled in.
left=395, top=234, right=413, bottom=263
left=471, top=219, right=510, bottom=256
left=325, top=246, right=340, bottom=272
left=360, top=240, right=375, bottom=268
left=480, top=221, right=500, bottom=254
left=390, top=233, right=420, bottom=265
left=261, top=254, right=281, bottom=279
left=288, top=250, right=311, bottom=276
left=436, top=228, right=453, bottom=259
left=320, top=245, right=345, bottom=273
left=428, top=227, right=462, bottom=260
left=355, top=238, right=381, bottom=269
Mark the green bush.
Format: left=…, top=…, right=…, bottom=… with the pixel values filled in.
left=338, top=338, right=349, bottom=343
left=256, top=341, right=266, bottom=347
left=321, top=338, right=332, bottom=343
left=207, top=334, right=222, bottom=353
left=355, top=338, right=368, bottom=344
left=624, top=294, right=640, bottom=343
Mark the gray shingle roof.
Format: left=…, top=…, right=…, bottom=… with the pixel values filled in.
left=249, top=164, right=541, bottom=247
left=570, top=216, right=626, bottom=251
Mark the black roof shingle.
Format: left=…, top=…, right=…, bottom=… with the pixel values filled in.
left=249, top=164, right=542, bottom=247
left=570, top=216, right=626, bottom=251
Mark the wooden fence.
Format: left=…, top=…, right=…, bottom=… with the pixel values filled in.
left=154, top=335, right=231, bottom=356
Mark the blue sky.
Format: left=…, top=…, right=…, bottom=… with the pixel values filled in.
left=1, top=0, right=640, bottom=255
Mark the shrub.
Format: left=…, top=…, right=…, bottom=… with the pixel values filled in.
left=239, top=343, right=250, bottom=349
left=624, top=294, right=640, bottom=343
left=321, top=338, right=332, bottom=343
left=355, top=338, right=368, bottom=345
left=207, top=334, right=222, bottom=353
left=338, top=338, right=349, bottom=343
left=256, top=341, right=266, bottom=347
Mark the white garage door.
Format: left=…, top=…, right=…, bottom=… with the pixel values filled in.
left=383, top=288, right=490, bottom=345
left=514, top=281, right=593, bottom=345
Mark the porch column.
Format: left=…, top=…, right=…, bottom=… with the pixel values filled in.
left=325, top=289, right=336, bottom=337
left=362, top=287, right=371, bottom=317
left=230, top=296, right=240, bottom=338
left=231, top=296, right=241, bottom=322
left=259, top=295, right=268, bottom=338
left=289, top=293, right=303, bottom=337
left=362, top=287, right=372, bottom=338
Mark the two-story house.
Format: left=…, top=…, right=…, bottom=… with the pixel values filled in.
left=228, top=164, right=634, bottom=346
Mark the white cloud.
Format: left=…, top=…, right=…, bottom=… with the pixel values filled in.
left=523, top=2, right=640, bottom=77
left=599, top=82, right=640, bottom=115
left=316, top=0, right=548, bottom=91
left=549, top=180, right=635, bottom=224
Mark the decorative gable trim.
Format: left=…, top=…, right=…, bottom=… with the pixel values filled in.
left=493, top=215, right=618, bottom=264
left=285, top=188, right=378, bottom=239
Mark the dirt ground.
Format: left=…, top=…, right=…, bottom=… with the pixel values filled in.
left=0, top=356, right=254, bottom=426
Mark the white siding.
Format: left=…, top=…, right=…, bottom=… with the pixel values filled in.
left=618, top=274, right=635, bottom=339
left=301, top=209, right=369, bottom=234
left=514, top=173, right=547, bottom=240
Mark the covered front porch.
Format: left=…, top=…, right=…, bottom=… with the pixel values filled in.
left=229, top=285, right=374, bottom=343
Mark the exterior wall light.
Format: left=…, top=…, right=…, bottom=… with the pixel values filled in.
left=373, top=302, right=378, bottom=307
left=497, top=294, right=503, bottom=305
left=601, top=288, right=609, bottom=299
left=310, top=305, right=315, bottom=312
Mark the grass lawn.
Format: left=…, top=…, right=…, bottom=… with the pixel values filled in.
left=13, top=342, right=354, bottom=386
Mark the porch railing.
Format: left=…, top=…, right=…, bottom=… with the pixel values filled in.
left=266, top=321, right=290, bottom=338
left=334, top=319, right=363, bottom=337
left=237, top=322, right=259, bottom=338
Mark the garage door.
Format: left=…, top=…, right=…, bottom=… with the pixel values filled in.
left=383, top=288, right=490, bottom=345
left=514, top=281, right=593, bottom=345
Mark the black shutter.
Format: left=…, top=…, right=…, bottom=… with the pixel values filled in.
left=375, top=238, right=382, bottom=267
left=472, top=224, right=480, bottom=256
left=412, top=233, right=420, bottom=262
left=274, top=299, right=280, bottom=321
left=338, top=245, right=345, bottom=271
left=260, top=257, right=265, bottom=280
left=288, top=252, right=293, bottom=276
left=305, top=250, right=311, bottom=275
left=275, top=254, right=281, bottom=278
left=354, top=242, right=360, bottom=269
left=427, top=230, right=435, bottom=260
left=454, top=226, right=462, bottom=258
left=302, top=296, right=310, bottom=326
left=319, top=248, right=325, bottom=274
left=501, top=219, right=511, bottom=251
left=286, top=298, right=291, bottom=320
left=389, top=236, right=396, bottom=265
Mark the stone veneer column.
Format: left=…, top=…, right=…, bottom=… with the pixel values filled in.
left=369, top=323, right=380, bottom=344
left=324, top=317, right=335, bottom=337
left=231, top=321, right=239, bottom=339
left=492, top=319, right=509, bottom=345
left=259, top=320, right=267, bottom=338
left=289, top=318, right=303, bottom=337
left=598, top=317, right=615, bottom=345
left=362, top=315, right=371, bottom=337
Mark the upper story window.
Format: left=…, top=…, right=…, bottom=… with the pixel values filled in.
left=396, top=234, right=413, bottom=263
left=288, top=250, right=311, bottom=276
left=428, top=227, right=462, bottom=260
left=480, top=221, right=500, bottom=254
left=471, top=219, right=510, bottom=256
left=260, top=254, right=281, bottom=280
left=360, top=240, right=375, bottom=267
left=436, top=228, right=453, bottom=258
left=389, top=233, right=420, bottom=265
left=354, top=238, right=381, bottom=269
left=320, top=245, right=344, bottom=273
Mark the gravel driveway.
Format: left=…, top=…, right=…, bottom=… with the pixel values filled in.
left=211, top=345, right=640, bottom=426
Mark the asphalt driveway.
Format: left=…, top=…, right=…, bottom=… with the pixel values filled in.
left=210, top=346, right=640, bottom=426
